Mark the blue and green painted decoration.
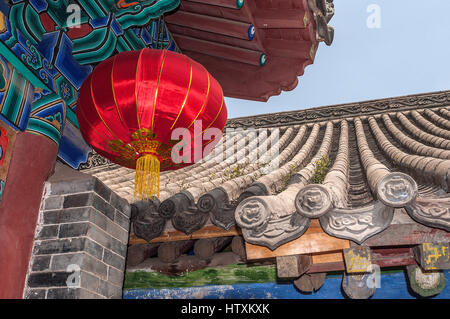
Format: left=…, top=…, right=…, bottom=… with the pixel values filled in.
left=0, top=0, right=180, bottom=168
left=123, top=265, right=450, bottom=299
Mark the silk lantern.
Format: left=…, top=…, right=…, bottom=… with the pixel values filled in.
left=76, top=49, right=227, bottom=199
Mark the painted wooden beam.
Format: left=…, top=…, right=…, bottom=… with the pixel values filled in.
left=363, top=223, right=450, bottom=247
left=244, top=220, right=351, bottom=260
left=165, top=10, right=255, bottom=40
left=194, top=237, right=233, bottom=260
left=307, top=247, right=417, bottom=274
left=276, top=255, right=311, bottom=278
left=413, top=243, right=450, bottom=270
left=343, top=246, right=373, bottom=273
left=126, top=243, right=159, bottom=267
left=186, top=0, right=245, bottom=10
left=312, top=251, right=343, bottom=264
left=253, top=8, right=309, bottom=29
left=129, top=225, right=242, bottom=244
left=158, top=240, right=195, bottom=263
left=179, top=0, right=252, bottom=23
left=166, top=23, right=264, bottom=51
left=264, top=38, right=315, bottom=60
left=172, top=34, right=266, bottom=66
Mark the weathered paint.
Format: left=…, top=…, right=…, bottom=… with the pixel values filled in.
left=124, top=264, right=277, bottom=289
left=123, top=270, right=450, bottom=299
left=0, top=131, right=58, bottom=298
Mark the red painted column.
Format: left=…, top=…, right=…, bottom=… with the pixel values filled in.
left=0, top=132, right=58, bottom=299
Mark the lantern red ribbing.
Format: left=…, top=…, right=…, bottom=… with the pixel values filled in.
left=76, top=49, right=227, bottom=199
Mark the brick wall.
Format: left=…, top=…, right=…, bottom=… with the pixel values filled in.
left=24, top=163, right=131, bottom=299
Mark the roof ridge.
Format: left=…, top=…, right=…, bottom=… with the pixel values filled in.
left=227, top=90, right=450, bottom=128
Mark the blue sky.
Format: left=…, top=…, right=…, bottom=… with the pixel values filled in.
left=224, top=0, right=450, bottom=118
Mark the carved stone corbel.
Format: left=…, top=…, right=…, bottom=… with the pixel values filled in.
left=294, top=184, right=333, bottom=219
left=158, top=192, right=192, bottom=219
left=308, top=0, right=335, bottom=45
left=318, top=172, right=418, bottom=244
left=319, top=201, right=394, bottom=244
left=405, top=196, right=450, bottom=231
left=197, top=187, right=235, bottom=230
left=376, top=172, right=418, bottom=208
left=131, top=199, right=166, bottom=242
left=235, top=197, right=310, bottom=251
left=373, top=168, right=450, bottom=232
left=159, top=191, right=209, bottom=235
left=197, top=183, right=268, bottom=230
left=317, top=0, right=335, bottom=22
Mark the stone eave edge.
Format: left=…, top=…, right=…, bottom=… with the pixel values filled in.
left=226, top=90, right=450, bottom=129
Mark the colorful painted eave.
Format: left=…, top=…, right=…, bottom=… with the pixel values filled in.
left=0, top=0, right=180, bottom=169
left=165, top=0, right=335, bottom=101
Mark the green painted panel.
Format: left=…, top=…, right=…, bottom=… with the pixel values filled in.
left=66, top=108, right=79, bottom=128
left=1, top=69, right=28, bottom=122
left=0, top=43, right=49, bottom=90
left=124, top=264, right=277, bottom=289
left=26, top=117, right=61, bottom=144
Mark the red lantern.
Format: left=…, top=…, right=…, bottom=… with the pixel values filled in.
left=76, top=49, right=227, bottom=199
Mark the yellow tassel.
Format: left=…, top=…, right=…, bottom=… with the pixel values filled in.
left=134, top=154, right=160, bottom=200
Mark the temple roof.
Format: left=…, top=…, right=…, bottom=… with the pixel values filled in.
left=81, top=90, right=450, bottom=248
left=165, top=0, right=335, bottom=101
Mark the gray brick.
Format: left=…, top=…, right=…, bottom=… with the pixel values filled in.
left=82, top=253, right=108, bottom=280
left=50, top=178, right=95, bottom=196
left=37, top=225, right=58, bottom=239
left=107, top=266, right=124, bottom=286
left=25, top=289, right=47, bottom=299
left=99, top=280, right=122, bottom=299
left=109, top=237, right=127, bottom=257
left=27, top=272, right=71, bottom=288
left=44, top=196, right=63, bottom=210
left=79, top=288, right=104, bottom=299
left=80, top=271, right=100, bottom=294
left=42, top=221, right=126, bottom=259
left=110, top=192, right=131, bottom=217
left=86, top=224, right=114, bottom=249
left=89, top=208, right=108, bottom=231
left=103, top=250, right=125, bottom=270
left=59, top=222, right=90, bottom=238
left=50, top=253, right=84, bottom=271
left=47, top=288, right=80, bottom=299
left=94, top=179, right=112, bottom=202
left=31, top=255, right=51, bottom=271
left=34, top=238, right=85, bottom=255
left=42, top=210, right=61, bottom=224
left=44, top=207, right=98, bottom=225
left=114, top=210, right=130, bottom=231
left=93, top=195, right=115, bottom=221
left=85, top=238, right=104, bottom=260
left=49, top=252, right=107, bottom=280
left=59, top=207, right=92, bottom=223
left=63, top=193, right=94, bottom=209
left=86, top=223, right=128, bottom=256
left=105, top=219, right=129, bottom=244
